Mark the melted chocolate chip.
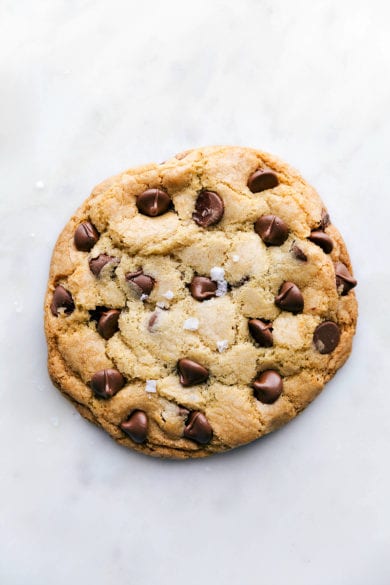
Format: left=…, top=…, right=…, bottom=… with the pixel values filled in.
left=252, top=370, right=283, bottom=404
left=121, top=410, right=148, bottom=443
left=97, top=309, right=120, bottom=340
left=275, top=282, right=304, bottom=313
left=313, top=321, right=340, bottom=354
left=291, top=243, right=307, bottom=261
left=320, top=209, right=331, bottom=229
left=248, top=319, right=273, bottom=347
left=126, top=270, right=155, bottom=296
left=89, top=254, right=118, bottom=276
left=254, top=215, right=289, bottom=246
left=247, top=169, right=279, bottom=193
left=50, top=285, right=75, bottom=316
left=136, top=188, right=172, bottom=217
left=308, top=230, right=334, bottom=254
left=334, top=261, right=357, bottom=295
left=192, top=190, right=224, bottom=227
left=177, top=358, right=209, bottom=387
left=190, top=276, right=217, bottom=301
left=183, top=411, right=213, bottom=444
left=90, top=369, right=124, bottom=398
left=74, top=221, right=99, bottom=251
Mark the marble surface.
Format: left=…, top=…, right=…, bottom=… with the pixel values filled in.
left=1, top=1, right=390, bottom=583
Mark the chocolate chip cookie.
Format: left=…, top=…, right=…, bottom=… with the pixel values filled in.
left=44, top=146, right=358, bottom=458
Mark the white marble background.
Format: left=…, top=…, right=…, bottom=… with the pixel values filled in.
left=1, top=0, right=390, bottom=583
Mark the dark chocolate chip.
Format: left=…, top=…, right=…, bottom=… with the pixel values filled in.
left=308, top=230, right=334, bottom=254
left=291, top=243, right=307, bottom=262
left=313, top=321, right=340, bottom=354
left=275, top=281, right=304, bottom=313
left=126, top=270, right=155, bottom=296
left=177, top=358, right=209, bottom=387
left=121, top=410, right=148, bottom=443
left=89, top=254, right=118, bottom=276
left=252, top=370, right=283, bottom=404
left=254, top=215, right=289, bottom=246
left=90, top=368, right=125, bottom=398
left=320, top=209, right=331, bottom=229
left=148, top=312, right=158, bottom=331
left=136, top=188, right=171, bottom=217
left=248, top=319, right=273, bottom=347
left=247, top=169, right=279, bottom=193
left=334, top=261, right=357, bottom=295
left=74, top=221, right=99, bottom=251
left=97, top=309, right=120, bottom=340
left=183, top=411, right=213, bottom=444
left=50, top=285, right=75, bottom=316
left=190, top=276, right=217, bottom=301
left=192, top=190, right=224, bottom=227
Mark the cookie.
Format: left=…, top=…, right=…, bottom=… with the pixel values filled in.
left=44, top=146, right=358, bottom=459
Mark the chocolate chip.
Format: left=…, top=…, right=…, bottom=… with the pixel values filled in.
left=177, top=358, right=209, bottom=386
left=308, top=230, right=334, bottom=254
left=183, top=411, right=213, bottom=444
left=148, top=312, right=158, bottom=331
left=252, top=370, right=283, bottom=404
left=74, top=221, right=99, bottom=251
left=89, top=254, right=118, bottom=276
left=254, top=215, right=289, bottom=246
left=247, top=169, right=279, bottom=193
left=320, top=209, right=331, bottom=229
left=190, top=276, right=217, bottom=301
left=90, top=369, right=125, bottom=398
left=275, top=282, right=304, bottom=313
left=126, top=270, right=155, bottom=296
left=334, top=261, right=357, bottom=295
left=291, top=243, right=307, bottom=262
left=192, top=190, right=224, bottom=227
left=248, top=319, right=273, bottom=347
left=313, top=321, right=340, bottom=354
left=136, top=188, right=171, bottom=217
left=50, top=285, right=75, bottom=316
left=97, top=309, right=120, bottom=340
left=121, top=410, right=148, bottom=444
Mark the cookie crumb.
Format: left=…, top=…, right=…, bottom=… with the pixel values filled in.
left=210, top=266, right=228, bottom=297
left=183, top=317, right=199, bottom=331
left=217, top=340, right=229, bottom=352
left=145, top=380, right=157, bottom=393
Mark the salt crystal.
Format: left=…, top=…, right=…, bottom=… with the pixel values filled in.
left=183, top=317, right=199, bottom=331
left=210, top=266, right=225, bottom=281
left=145, top=380, right=157, bottom=393
left=232, top=254, right=240, bottom=262
left=217, top=340, right=229, bottom=352
left=140, top=294, right=148, bottom=301
left=210, top=266, right=228, bottom=297
left=163, top=290, right=174, bottom=300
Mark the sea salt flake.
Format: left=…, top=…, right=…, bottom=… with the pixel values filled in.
left=217, top=340, right=229, bottom=352
left=183, top=317, right=199, bottom=331
left=210, top=266, right=228, bottom=297
left=140, top=294, right=148, bottom=301
left=232, top=254, right=240, bottom=262
left=163, top=290, right=174, bottom=300
left=210, top=266, right=225, bottom=281
left=145, top=380, right=157, bottom=393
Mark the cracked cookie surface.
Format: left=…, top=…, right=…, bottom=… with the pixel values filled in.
left=44, top=146, right=358, bottom=459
